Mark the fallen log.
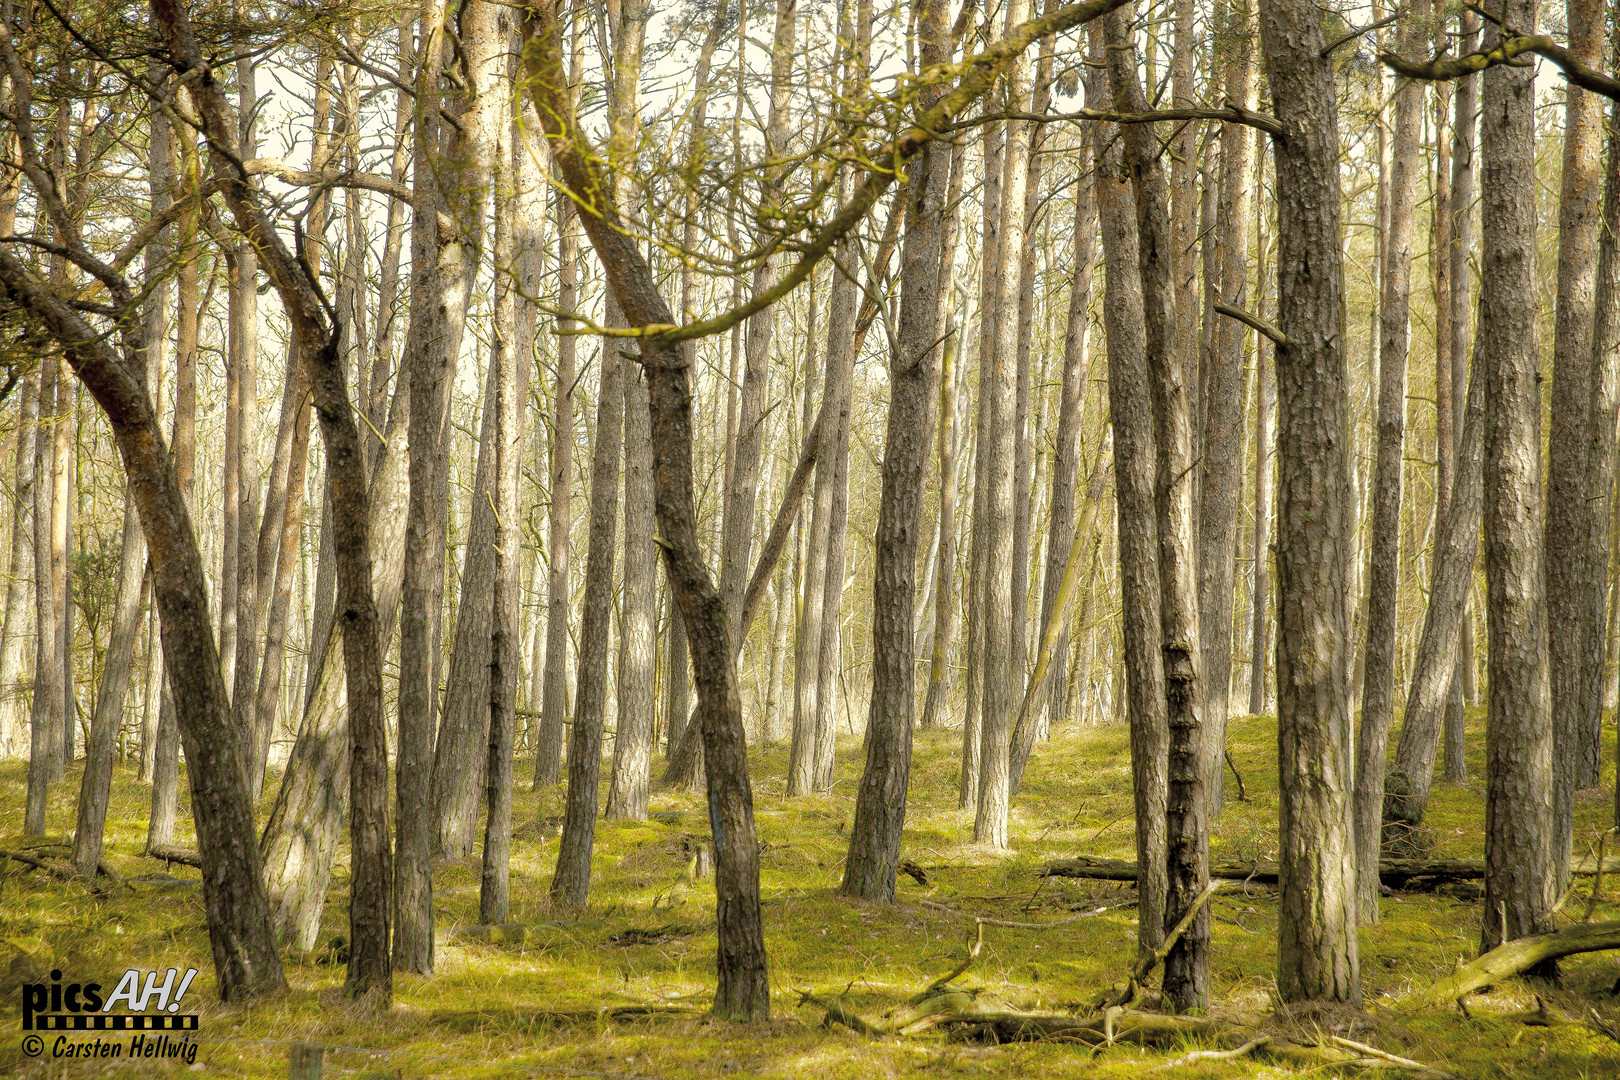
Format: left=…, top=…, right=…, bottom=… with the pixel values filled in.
left=1042, top=855, right=1620, bottom=890
left=1401, top=921, right=1620, bottom=1011
left=144, top=844, right=203, bottom=869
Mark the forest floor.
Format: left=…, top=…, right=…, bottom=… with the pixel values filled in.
left=2, top=710, right=1619, bottom=1078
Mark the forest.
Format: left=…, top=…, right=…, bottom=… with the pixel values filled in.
left=2, top=0, right=1620, bottom=1074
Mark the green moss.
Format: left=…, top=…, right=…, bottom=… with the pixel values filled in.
left=1, top=710, right=1615, bottom=1077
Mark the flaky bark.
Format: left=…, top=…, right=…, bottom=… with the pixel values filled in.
left=1259, top=0, right=1360, bottom=1003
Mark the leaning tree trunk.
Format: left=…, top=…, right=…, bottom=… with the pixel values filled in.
left=1354, top=0, right=1425, bottom=925
left=1259, top=0, right=1361, bottom=1004
left=1089, top=25, right=1168, bottom=960
left=1478, top=0, right=1556, bottom=958
left=523, top=0, right=771, bottom=1018
left=1034, top=148, right=1098, bottom=749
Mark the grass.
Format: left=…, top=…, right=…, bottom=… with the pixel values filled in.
left=1, top=709, right=1618, bottom=1078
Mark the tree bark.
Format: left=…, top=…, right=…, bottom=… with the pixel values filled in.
left=1105, top=6, right=1208, bottom=1011
left=1478, top=0, right=1555, bottom=959
left=1442, top=14, right=1479, bottom=782
left=973, top=0, right=1034, bottom=849
left=535, top=188, right=578, bottom=789
left=0, top=368, right=35, bottom=757
left=1354, top=0, right=1425, bottom=925
left=1546, top=0, right=1605, bottom=891
left=1034, top=150, right=1098, bottom=750
left=423, top=0, right=506, bottom=861
left=1090, top=26, right=1168, bottom=961
left=841, top=0, right=951, bottom=900
left=1199, top=0, right=1256, bottom=812
left=25, top=352, right=59, bottom=832
left=1259, top=0, right=1360, bottom=1004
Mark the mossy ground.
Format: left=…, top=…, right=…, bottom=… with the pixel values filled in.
left=2, top=710, right=1618, bottom=1078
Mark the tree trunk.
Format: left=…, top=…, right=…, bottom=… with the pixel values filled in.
left=1259, top=0, right=1360, bottom=1004
left=536, top=190, right=578, bottom=789
left=1478, top=0, right=1555, bottom=959
left=959, top=109, right=1003, bottom=810
left=1105, top=6, right=1208, bottom=1011
left=1199, top=0, right=1255, bottom=811
left=1594, top=100, right=1620, bottom=832
left=25, top=353, right=59, bottom=832
left=1442, top=13, right=1479, bottom=782
left=1034, top=153, right=1098, bottom=747
left=1090, top=26, right=1168, bottom=960
left=1353, top=0, right=1424, bottom=925
left=73, top=493, right=145, bottom=876
left=973, top=0, right=1035, bottom=849
left=607, top=358, right=657, bottom=820
left=1546, top=0, right=1605, bottom=890
left=0, top=367, right=34, bottom=757
left=422, top=0, right=506, bottom=862
left=841, top=0, right=951, bottom=900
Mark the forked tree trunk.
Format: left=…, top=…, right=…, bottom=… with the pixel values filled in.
left=1478, top=0, right=1556, bottom=958
left=1258, top=0, right=1360, bottom=1004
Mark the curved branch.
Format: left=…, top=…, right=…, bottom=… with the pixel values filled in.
left=1214, top=301, right=1287, bottom=347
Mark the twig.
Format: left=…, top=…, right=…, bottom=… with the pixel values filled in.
left=1224, top=750, right=1248, bottom=802
left=1327, top=1034, right=1458, bottom=1077
left=1214, top=301, right=1288, bottom=347
left=924, top=921, right=984, bottom=994
left=1154, top=1036, right=1270, bottom=1069
left=1585, top=831, right=1609, bottom=922
left=916, top=897, right=1126, bottom=929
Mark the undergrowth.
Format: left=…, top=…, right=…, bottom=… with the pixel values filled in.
left=1, top=710, right=1617, bottom=1077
